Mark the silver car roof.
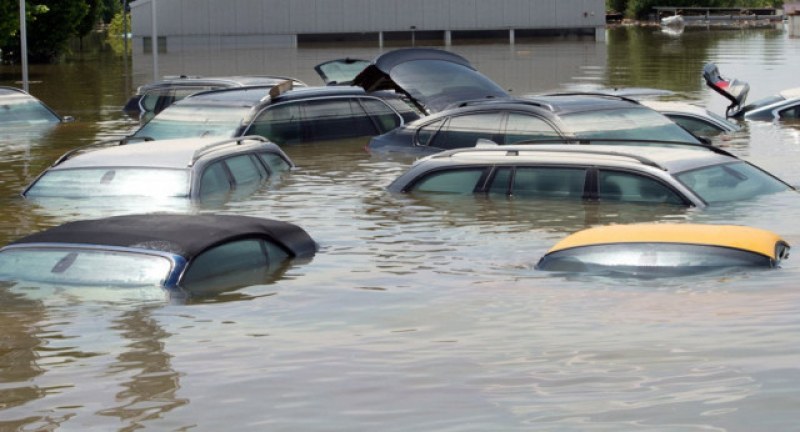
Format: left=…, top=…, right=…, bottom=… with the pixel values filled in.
left=52, top=136, right=284, bottom=170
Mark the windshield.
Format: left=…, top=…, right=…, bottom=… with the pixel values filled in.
left=0, top=98, right=60, bottom=124
left=675, top=161, right=791, bottom=204
left=134, top=105, right=249, bottom=139
left=389, top=60, right=508, bottom=112
left=25, top=168, right=190, bottom=198
left=563, top=108, right=700, bottom=142
left=0, top=247, right=174, bottom=287
left=537, top=243, right=772, bottom=275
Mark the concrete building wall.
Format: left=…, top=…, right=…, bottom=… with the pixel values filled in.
left=131, top=0, right=604, bottom=41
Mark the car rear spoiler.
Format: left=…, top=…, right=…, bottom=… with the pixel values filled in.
left=703, top=63, right=749, bottom=117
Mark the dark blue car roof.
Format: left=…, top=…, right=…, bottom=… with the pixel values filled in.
left=10, top=214, right=317, bottom=259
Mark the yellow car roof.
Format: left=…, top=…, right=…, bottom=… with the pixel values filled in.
left=548, top=223, right=787, bottom=259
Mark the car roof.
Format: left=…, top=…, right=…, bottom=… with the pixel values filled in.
left=639, top=100, right=713, bottom=116
left=7, top=214, right=318, bottom=259
left=545, top=223, right=786, bottom=260
left=51, top=136, right=278, bottom=170
left=523, top=94, right=646, bottom=115
left=421, top=143, right=734, bottom=173
left=180, top=84, right=377, bottom=107
left=138, top=75, right=305, bottom=91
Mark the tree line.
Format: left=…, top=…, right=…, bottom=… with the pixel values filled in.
left=0, top=0, right=122, bottom=63
left=608, top=0, right=786, bottom=19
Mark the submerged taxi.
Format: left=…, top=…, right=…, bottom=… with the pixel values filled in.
left=537, top=224, right=790, bottom=275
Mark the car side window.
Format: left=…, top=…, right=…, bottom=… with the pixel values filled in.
left=668, top=115, right=724, bottom=136
left=505, top=112, right=561, bottom=144
left=428, top=112, right=503, bottom=150
left=512, top=167, right=586, bottom=199
left=599, top=171, right=684, bottom=205
left=249, top=103, right=303, bottom=145
left=258, top=152, right=291, bottom=173
left=224, top=154, right=265, bottom=185
left=199, top=161, right=232, bottom=199
left=416, top=118, right=446, bottom=146
left=359, top=98, right=402, bottom=133
left=410, top=168, right=487, bottom=194
left=181, top=238, right=290, bottom=288
left=778, top=105, right=800, bottom=119
left=303, top=99, right=379, bottom=141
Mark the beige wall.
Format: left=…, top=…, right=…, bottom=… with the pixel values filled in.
left=131, top=0, right=604, bottom=38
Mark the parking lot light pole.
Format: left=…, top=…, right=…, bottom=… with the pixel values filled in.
left=19, top=0, right=29, bottom=92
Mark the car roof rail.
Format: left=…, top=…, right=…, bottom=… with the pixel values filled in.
left=437, top=146, right=669, bottom=171
left=446, top=97, right=546, bottom=110
left=189, top=135, right=270, bottom=165
left=510, top=137, right=736, bottom=157
left=534, top=91, right=642, bottom=105
left=51, top=136, right=155, bottom=166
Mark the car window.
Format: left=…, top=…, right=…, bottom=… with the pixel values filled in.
left=675, top=161, right=791, bottom=204
left=134, top=105, right=250, bottom=140
left=563, top=108, right=700, bottom=143
left=416, top=118, right=446, bottom=146
left=487, top=167, right=512, bottom=195
left=199, top=161, right=231, bottom=200
left=778, top=105, right=800, bottom=119
left=598, top=171, right=685, bottom=205
left=504, top=112, right=561, bottom=144
left=258, top=152, right=291, bottom=173
left=303, top=99, right=379, bottom=141
left=0, top=248, right=172, bottom=287
left=667, top=115, right=725, bottom=136
left=224, top=154, right=264, bottom=185
left=181, top=238, right=289, bottom=286
left=0, top=99, right=60, bottom=124
left=512, top=167, right=586, bottom=199
left=428, top=112, right=503, bottom=150
left=359, top=98, right=402, bottom=132
left=410, top=168, right=487, bottom=194
left=383, top=97, right=424, bottom=121
left=248, top=103, right=303, bottom=145
left=538, top=243, right=772, bottom=273
left=25, top=168, right=190, bottom=198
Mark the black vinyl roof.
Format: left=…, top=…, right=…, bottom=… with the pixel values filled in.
left=10, top=214, right=317, bottom=259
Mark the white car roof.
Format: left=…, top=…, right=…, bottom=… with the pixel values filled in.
left=53, top=137, right=275, bottom=170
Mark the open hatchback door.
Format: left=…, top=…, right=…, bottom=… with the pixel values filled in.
left=349, top=48, right=509, bottom=114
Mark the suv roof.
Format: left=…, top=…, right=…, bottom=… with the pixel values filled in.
left=51, top=136, right=282, bottom=170
left=418, top=143, right=733, bottom=173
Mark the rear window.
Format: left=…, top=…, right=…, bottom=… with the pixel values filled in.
left=537, top=243, right=773, bottom=274
left=563, top=108, right=699, bottom=143
left=0, top=248, right=173, bottom=287
left=25, top=168, right=190, bottom=198
left=134, top=105, right=249, bottom=139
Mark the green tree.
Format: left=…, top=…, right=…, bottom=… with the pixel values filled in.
left=1, top=0, right=90, bottom=63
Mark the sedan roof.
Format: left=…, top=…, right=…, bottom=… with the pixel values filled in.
left=9, top=214, right=318, bottom=259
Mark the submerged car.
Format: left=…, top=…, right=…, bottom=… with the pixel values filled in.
left=131, top=83, right=422, bottom=144
left=704, top=62, right=800, bottom=121
left=0, top=214, right=317, bottom=294
left=386, top=143, right=794, bottom=208
left=23, top=136, right=293, bottom=203
left=0, top=86, right=69, bottom=125
left=536, top=223, right=790, bottom=275
left=122, top=74, right=307, bottom=118
left=639, top=100, right=741, bottom=138
left=368, top=94, right=702, bottom=155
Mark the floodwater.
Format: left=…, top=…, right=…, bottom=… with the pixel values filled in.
left=2, top=25, right=800, bottom=430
